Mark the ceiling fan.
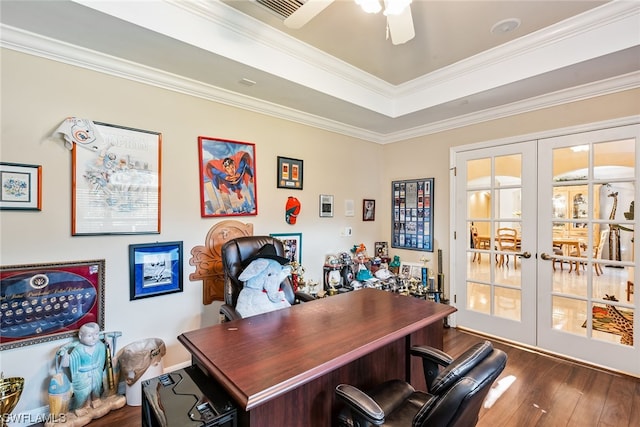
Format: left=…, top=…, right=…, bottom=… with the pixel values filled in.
left=283, top=0, right=415, bottom=45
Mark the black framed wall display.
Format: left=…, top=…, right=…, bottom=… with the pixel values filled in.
left=392, top=178, right=434, bottom=252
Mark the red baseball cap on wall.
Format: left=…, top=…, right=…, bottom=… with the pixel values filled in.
left=286, top=197, right=301, bottom=224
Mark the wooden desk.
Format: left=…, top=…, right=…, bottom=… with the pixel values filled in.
left=178, top=288, right=456, bottom=427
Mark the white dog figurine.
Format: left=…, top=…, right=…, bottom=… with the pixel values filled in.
left=236, top=258, right=292, bottom=318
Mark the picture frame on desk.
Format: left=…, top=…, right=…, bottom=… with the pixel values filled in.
left=129, top=241, right=183, bottom=301
left=399, top=262, right=423, bottom=280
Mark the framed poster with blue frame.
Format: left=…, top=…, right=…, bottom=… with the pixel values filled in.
left=391, top=178, right=434, bottom=252
left=129, top=241, right=183, bottom=300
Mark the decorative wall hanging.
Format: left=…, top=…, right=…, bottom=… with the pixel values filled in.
left=0, top=162, right=42, bottom=211
left=363, top=199, right=375, bottom=221
left=392, top=178, right=434, bottom=251
left=129, top=241, right=183, bottom=301
left=319, top=194, right=334, bottom=217
left=189, top=220, right=254, bottom=305
left=72, top=122, right=161, bottom=235
left=270, top=233, right=302, bottom=265
left=198, top=137, right=257, bottom=218
left=0, top=259, right=105, bottom=350
left=277, top=156, right=303, bottom=190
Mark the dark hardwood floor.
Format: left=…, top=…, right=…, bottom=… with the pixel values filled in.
left=36, top=327, right=640, bottom=427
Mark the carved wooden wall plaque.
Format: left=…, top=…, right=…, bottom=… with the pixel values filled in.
left=189, top=220, right=253, bottom=305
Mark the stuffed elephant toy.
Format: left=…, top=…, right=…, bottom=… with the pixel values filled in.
left=236, top=258, right=292, bottom=318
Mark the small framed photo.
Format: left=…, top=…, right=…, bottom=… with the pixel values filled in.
left=129, top=241, right=183, bottom=300
left=277, top=156, right=303, bottom=190
left=319, top=194, right=334, bottom=217
left=270, top=233, right=302, bottom=265
left=375, top=241, right=389, bottom=258
left=363, top=199, right=375, bottom=221
left=399, top=261, right=423, bottom=279
left=0, top=162, right=42, bottom=211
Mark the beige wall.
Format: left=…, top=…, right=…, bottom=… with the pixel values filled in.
left=0, top=49, right=385, bottom=416
left=1, top=47, right=639, bottom=416
left=381, top=89, right=640, bottom=304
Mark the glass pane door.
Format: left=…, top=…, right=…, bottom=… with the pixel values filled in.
left=537, top=124, right=638, bottom=374
left=455, top=141, right=537, bottom=345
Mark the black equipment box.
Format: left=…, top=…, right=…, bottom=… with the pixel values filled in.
left=141, top=364, right=237, bottom=427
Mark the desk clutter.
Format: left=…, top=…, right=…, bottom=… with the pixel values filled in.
left=296, top=244, right=445, bottom=303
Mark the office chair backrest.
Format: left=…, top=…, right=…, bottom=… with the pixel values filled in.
left=221, top=236, right=295, bottom=308
left=419, top=346, right=508, bottom=427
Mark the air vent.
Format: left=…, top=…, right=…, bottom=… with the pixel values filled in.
left=255, top=0, right=304, bottom=19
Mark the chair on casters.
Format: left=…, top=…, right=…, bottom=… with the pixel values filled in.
left=335, top=340, right=507, bottom=427
left=219, top=236, right=315, bottom=322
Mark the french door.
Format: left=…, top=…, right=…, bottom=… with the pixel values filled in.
left=454, top=141, right=538, bottom=345
left=454, top=123, right=639, bottom=375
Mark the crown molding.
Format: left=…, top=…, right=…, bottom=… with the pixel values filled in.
left=1, top=24, right=637, bottom=145
left=71, top=0, right=640, bottom=119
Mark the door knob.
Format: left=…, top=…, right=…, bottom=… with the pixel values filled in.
left=540, top=253, right=553, bottom=261
left=518, top=251, right=532, bottom=259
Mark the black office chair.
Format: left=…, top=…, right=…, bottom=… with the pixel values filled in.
left=219, top=236, right=315, bottom=322
left=335, top=340, right=507, bottom=427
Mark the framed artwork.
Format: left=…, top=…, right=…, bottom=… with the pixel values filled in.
left=0, top=162, right=42, bottom=211
left=363, top=199, right=375, bottom=221
left=277, top=156, right=303, bottom=190
left=198, top=137, right=257, bottom=217
left=72, top=122, right=161, bottom=235
left=374, top=241, right=389, bottom=258
left=270, top=233, right=302, bottom=265
left=399, top=261, right=423, bottom=280
left=0, top=259, right=105, bottom=350
left=129, top=241, right=183, bottom=301
left=392, top=178, right=434, bottom=252
left=319, top=194, right=334, bottom=217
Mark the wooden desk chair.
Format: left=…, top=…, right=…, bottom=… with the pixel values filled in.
left=496, top=228, right=519, bottom=268
left=570, top=230, right=608, bottom=276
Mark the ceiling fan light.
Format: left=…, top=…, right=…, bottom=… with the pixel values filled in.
left=355, top=0, right=382, bottom=14
left=383, top=0, right=411, bottom=16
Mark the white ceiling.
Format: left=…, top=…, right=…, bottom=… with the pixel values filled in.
left=1, top=0, right=639, bottom=143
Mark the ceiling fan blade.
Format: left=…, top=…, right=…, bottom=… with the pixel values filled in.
left=387, top=6, right=415, bottom=45
left=284, top=0, right=334, bottom=29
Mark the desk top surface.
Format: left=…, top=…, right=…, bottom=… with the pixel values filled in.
left=178, top=288, right=455, bottom=410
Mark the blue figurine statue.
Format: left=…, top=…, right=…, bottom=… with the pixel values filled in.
left=59, top=322, right=106, bottom=411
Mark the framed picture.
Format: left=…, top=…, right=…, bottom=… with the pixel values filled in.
left=0, top=162, right=42, bottom=211
left=0, top=259, right=105, bottom=350
left=129, top=241, right=183, bottom=301
left=363, top=199, right=375, bottom=221
left=72, top=122, right=161, bottom=235
left=270, top=233, right=302, bottom=265
left=277, top=156, right=303, bottom=190
left=319, top=194, right=334, bottom=217
left=374, top=241, right=389, bottom=258
left=399, top=261, right=423, bottom=280
left=392, top=178, right=434, bottom=251
left=198, top=137, right=257, bottom=217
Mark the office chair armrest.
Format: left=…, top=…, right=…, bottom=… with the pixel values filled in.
left=411, top=345, right=454, bottom=366
left=294, top=291, right=316, bottom=303
left=335, top=384, right=385, bottom=426
left=219, top=304, right=242, bottom=322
